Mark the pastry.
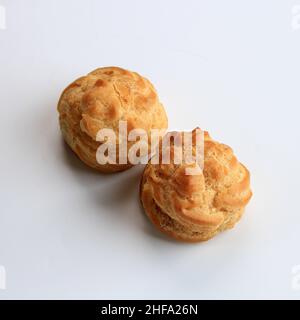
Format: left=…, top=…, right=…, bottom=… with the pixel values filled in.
left=57, top=66, right=168, bottom=173
left=140, top=128, right=252, bottom=242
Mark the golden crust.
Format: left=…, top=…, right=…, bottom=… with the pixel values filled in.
left=140, top=129, right=252, bottom=242
left=57, top=67, right=168, bottom=173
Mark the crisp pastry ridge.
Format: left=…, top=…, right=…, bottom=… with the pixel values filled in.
left=140, top=129, right=252, bottom=242
left=57, top=66, right=168, bottom=173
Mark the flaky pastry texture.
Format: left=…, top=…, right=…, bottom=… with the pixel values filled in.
left=140, top=129, right=252, bottom=242
left=57, top=66, right=168, bottom=173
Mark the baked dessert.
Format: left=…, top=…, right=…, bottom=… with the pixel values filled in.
left=140, top=129, right=252, bottom=242
left=57, top=66, right=168, bottom=173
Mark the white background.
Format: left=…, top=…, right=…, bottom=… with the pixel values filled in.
left=0, top=0, right=300, bottom=299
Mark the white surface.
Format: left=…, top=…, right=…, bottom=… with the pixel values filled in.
left=0, top=0, right=300, bottom=299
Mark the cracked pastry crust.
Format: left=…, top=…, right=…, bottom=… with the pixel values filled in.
left=57, top=66, right=168, bottom=173
left=140, top=129, right=252, bottom=242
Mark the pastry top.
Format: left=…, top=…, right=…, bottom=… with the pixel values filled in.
left=58, top=66, right=168, bottom=141
left=141, top=129, right=252, bottom=234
